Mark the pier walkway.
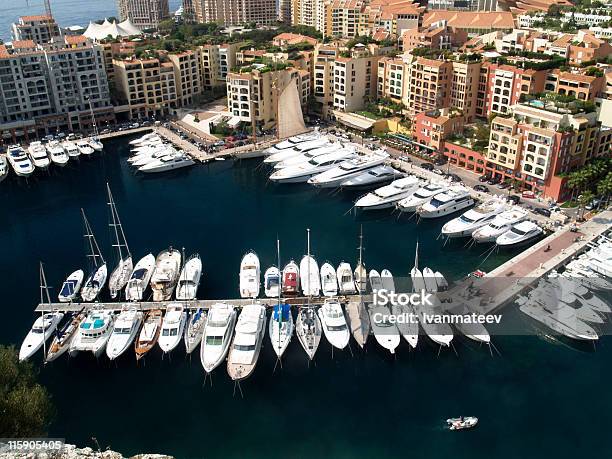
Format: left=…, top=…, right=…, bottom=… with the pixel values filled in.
left=35, top=295, right=372, bottom=313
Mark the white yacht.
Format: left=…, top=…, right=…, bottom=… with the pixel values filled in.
left=158, top=303, right=188, bottom=353
left=320, top=262, right=338, bottom=297
left=125, top=254, right=156, bottom=301
left=88, top=137, right=104, bottom=152
left=46, top=141, right=69, bottom=167
left=7, top=145, right=35, bottom=177
left=69, top=309, right=115, bottom=357
left=184, top=308, right=207, bottom=354
left=445, top=303, right=490, bottom=344
left=410, top=266, right=427, bottom=293
left=308, top=152, right=389, bottom=188
left=130, top=146, right=173, bottom=167
left=150, top=248, right=182, bottom=301
left=496, top=221, right=543, bottom=247
left=441, top=199, right=507, bottom=238
left=519, top=301, right=598, bottom=341
left=295, top=307, right=322, bottom=359
left=19, top=312, right=64, bottom=361
left=58, top=270, right=84, bottom=303
left=337, top=262, right=357, bottom=295
left=200, top=303, right=237, bottom=373
left=340, top=165, right=403, bottom=190
left=175, top=254, right=202, bottom=300
left=0, top=155, right=8, bottom=182
left=553, top=274, right=611, bottom=313
left=106, top=306, right=143, bottom=360
left=354, top=263, right=367, bottom=293
left=417, top=186, right=474, bottom=219
left=62, top=141, right=80, bottom=158
left=76, top=139, right=95, bottom=156
left=264, top=131, right=321, bottom=156
left=269, top=149, right=356, bottom=183
left=435, top=271, right=448, bottom=291
left=130, top=132, right=159, bottom=146
left=239, top=251, right=260, bottom=298
left=417, top=301, right=454, bottom=347
left=27, top=141, right=51, bottom=169
left=369, top=305, right=400, bottom=354
left=227, top=304, right=267, bottom=381
left=282, top=260, right=300, bottom=296
left=139, top=152, right=195, bottom=173
left=268, top=303, right=294, bottom=358
left=393, top=303, right=419, bottom=349
left=380, top=269, right=395, bottom=293
left=273, top=142, right=342, bottom=169
left=300, top=255, right=321, bottom=297
left=472, top=207, right=528, bottom=243
left=585, top=244, right=612, bottom=278
left=354, top=175, right=423, bottom=210
left=396, top=182, right=448, bottom=213
left=264, top=137, right=329, bottom=164
left=422, top=267, right=438, bottom=293
left=263, top=266, right=281, bottom=298
left=318, top=300, right=350, bottom=350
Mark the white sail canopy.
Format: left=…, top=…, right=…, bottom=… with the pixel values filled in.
left=84, top=18, right=142, bottom=41
left=277, top=77, right=307, bottom=140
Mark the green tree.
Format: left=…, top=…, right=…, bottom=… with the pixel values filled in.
left=0, top=345, right=54, bottom=437
left=578, top=190, right=595, bottom=219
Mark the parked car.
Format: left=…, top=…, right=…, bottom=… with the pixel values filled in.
left=421, top=162, right=434, bottom=171
left=522, top=190, right=536, bottom=199
left=585, top=199, right=601, bottom=210
left=448, top=174, right=462, bottom=183
left=478, top=174, right=490, bottom=183
left=487, top=177, right=501, bottom=185
left=474, top=184, right=489, bottom=193
left=507, top=195, right=521, bottom=204
left=535, top=208, right=551, bottom=217
left=497, top=182, right=510, bottom=189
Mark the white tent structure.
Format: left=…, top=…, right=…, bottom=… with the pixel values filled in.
left=84, top=18, right=142, bottom=41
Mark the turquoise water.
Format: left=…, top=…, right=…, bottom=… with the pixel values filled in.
left=1, top=137, right=611, bottom=458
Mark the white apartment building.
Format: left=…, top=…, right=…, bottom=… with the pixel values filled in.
left=11, top=15, right=62, bottom=44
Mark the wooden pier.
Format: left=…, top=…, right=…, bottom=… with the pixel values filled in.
left=35, top=295, right=373, bottom=313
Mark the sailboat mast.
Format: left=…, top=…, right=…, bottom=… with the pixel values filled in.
left=277, top=238, right=282, bottom=350
left=39, top=261, right=50, bottom=357
left=414, top=241, right=419, bottom=271
left=107, top=184, right=123, bottom=263
left=81, top=209, right=97, bottom=268
left=88, top=97, right=98, bottom=137
left=306, top=228, right=311, bottom=306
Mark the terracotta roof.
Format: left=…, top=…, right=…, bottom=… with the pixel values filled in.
left=19, top=14, right=52, bottom=22
left=551, top=34, right=574, bottom=48
left=11, top=40, right=37, bottom=49
left=423, top=11, right=515, bottom=29
left=65, top=35, right=87, bottom=45
left=555, top=71, right=599, bottom=83
left=273, top=33, right=318, bottom=46
left=0, top=45, right=9, bottom=58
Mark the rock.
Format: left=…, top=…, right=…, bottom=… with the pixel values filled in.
left=0, top=443, right=173, bottom=459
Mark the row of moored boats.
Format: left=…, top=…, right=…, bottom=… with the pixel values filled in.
left=126, top=132, right=195, bottom=173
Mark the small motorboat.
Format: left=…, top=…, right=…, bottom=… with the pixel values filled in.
left=320, top=262, right=338, bottom=297
left=264, top=266, right=281, bottom=298
left=496, top=221, right=543, bottom=247
left=337, top=262, right=356, bottom=295
left=239, top=251, right=260, bottom=298
left=0, top=154, right=9, bottom=182
left=300, top=255, right=321, bottom=297
left=282, top=260, right=300, bottom=296
left=447, top=416, right=478, bottom=431
left=184, top=308, right=207, bottom=354
left=58, top=270, right=84, bottom=303
left=135, top=309, right=163, bottom=360
left=175, top=253, right=203, bottom=300
left=158, top=303, right=188, bottom=353
left=45, top=311, right=85, bottom=363
left=19, top=312, right=64, bottom=361
left=354, top=263, right=367, bottom=293
left=369, top=269, right=383, bottom=291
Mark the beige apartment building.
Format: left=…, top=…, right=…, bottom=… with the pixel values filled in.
left=11, top=15, right=61, bottom=44
left=404, top=56, right=451, bottom=116
left=377, top=56, right=407, bottom=104
left=168, top=50, right=201, bottom=106
left=200, top=43, right=242, bottom=91
left=313, top=45, right=340, bottom=118
left=332, top=45, right=380, bottom=113
left=193, top=0, right=277, bottom=26
left=117, top=0, right=170, bottom=29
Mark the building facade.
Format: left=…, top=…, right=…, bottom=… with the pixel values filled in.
left=117, top=0, right=170, bottom=29
left=193, top=0, right=277, bottom=25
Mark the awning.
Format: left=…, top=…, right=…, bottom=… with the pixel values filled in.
left=333, top=111, right=376, bottom=131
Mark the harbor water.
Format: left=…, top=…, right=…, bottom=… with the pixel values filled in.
left=1, top=136, right=611, bottom=458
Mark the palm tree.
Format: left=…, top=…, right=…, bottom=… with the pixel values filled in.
left=597, top=172, right=612, bottom=208
left=578, top=190, right=595, bottom=219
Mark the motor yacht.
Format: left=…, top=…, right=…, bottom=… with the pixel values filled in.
left=269, top=303, right=294, bottom=358
left=263, top=131, right=321, bottom=156
left=130, top=132, right=160, bottom=146
left=45, top=311, right=85, bottom=362
left=519, top=302, right=598, bottom=341
left=396, top=182, right=448, bottom=213
left=308, top=152, right=389, bottom=188
left=175, top=254, right=202, bottom=300
left=471, top=207, right=528, bottom=243
left=354, top=263, right=367, bottom=293
left=369, top=305, right=400, bottom=354
left=158, top=303, right=188, bottom=353
left=239, top=251, right=260, bottom=298
left=130, top=146, right=174, bottom=167
left=300, top=255, right=321, bottom=296
left=562, top=264, right=611, bottom=292
left=80, top=263, right=108, bottom=302
left=19, top=312, right=64, bottom=361
left=585, top=244, right=612, bottom=277
left=76, top=139, right=94, bottom=156
left=318, top=300, right=350, bottom=350
left=264, top=137, right=329, bottom=164
left=269, top=149, right=357, bottom=183
left=58, top=270, right=84, bottom=302
left=62, top=141, right=80, bottom=158
left=227, top=304, right=267, bottom=380
left=337, top=262, right=357, bottom=295
left=320, top=262, right=338, bottom=297
left=295, top=307, right=322, bottom=359
left=392, top=303, right=419, bottom=349
left=106, top=306, right=143, bottom=360
left=341, top=165, right=403, bottom=190
left=445, top=303, right=490, bottom=344
left=354, top=175, right=423, bottom=210
left=416, top=301, right=454, bottom=347
left=345, top=300, right=370, bottom=348
left=417, top=186, right=474, bottom=219
left=273, top=142, right=342, bottom=169
left=46, top=141, right=69, bottom=167
left=0, top=155, right=8, bottom=182
left=69, top=309, right=115, bottom=357
left=125, top=254, right=156, bottom=301
left=282, top=260, right=300, bottom=295
left=139, top=152, right=195, bottom=173
left=264, top=266, right=281, bottom=298
left=135, top=309, right=163, bottom=360
left=184, top=308, right=207, bottom=354
left=7, top=145, right=35, bottom=177
left=442, top=199, right=507, bottom=238
left=27, top=141, right=51, bottom=169
left=554, top=273, right=611, bottom=312
left=496, top=221, right=543, bottom=247
left=200, top=303, right=237, bottom=373
left=88, top=137, right=104, bottom=152
left=150, top=248, right=182, bottom=301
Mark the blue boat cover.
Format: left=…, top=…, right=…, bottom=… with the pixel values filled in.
left=272, top=303, right=291, bottom=321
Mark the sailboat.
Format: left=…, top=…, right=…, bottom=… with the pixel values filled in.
left=345, top=226, right=370, bottom=348
left=87, top=98, right=104, bottom=152
left=46, top=308, right=85, bottom=363
left=296, top=228, right=322, bottom=359
left=184, top=308, right=207, bottom=354
left=79, top=209, right=107, bottom=302
left=107, top=184, right=133, bottom=299
left=385, top=269, right=418, bottom=349
left=268, top=240, right=293, bottom=358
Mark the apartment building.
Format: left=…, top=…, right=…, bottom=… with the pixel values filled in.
left=377, top=56, right=408, bottom=104
left=113, top=57, right=178, bottom=119
left=11, top=15, right=61, bottom=44
left=567, top=31, right=612, bottom=66
left=402, top=22, right=468, bottom=52
left=332, top=46, right=380, bottom=113
left=291, top=0, right=326, bottom=31
left=168, top=50, right=201, bottom=106
left=544, top=70, right=605, bottom=101
left=327, top=0, right=365, bottom=39
left=0, top=36, right=113, bottom=143
left=117, top=0, right=170, bottom=29
left=193, top=0, right=277, bottom=26
left=200, top=43, right=241, bottom=91
left=312, top=45, right=339, bottom=118
left=422, top=11, right=515, bottom=38
left=449, top=61, right=480, bottom=122
left=403, top=56, right=452, bottom=116
left=363, top=0, right=424, bottom=37
left=226, top=67, right=309, bottom=129
left=413, top=107, right=466, bottom=151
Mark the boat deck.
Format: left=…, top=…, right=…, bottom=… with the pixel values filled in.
left=35, top=295, right=373, bottom=313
